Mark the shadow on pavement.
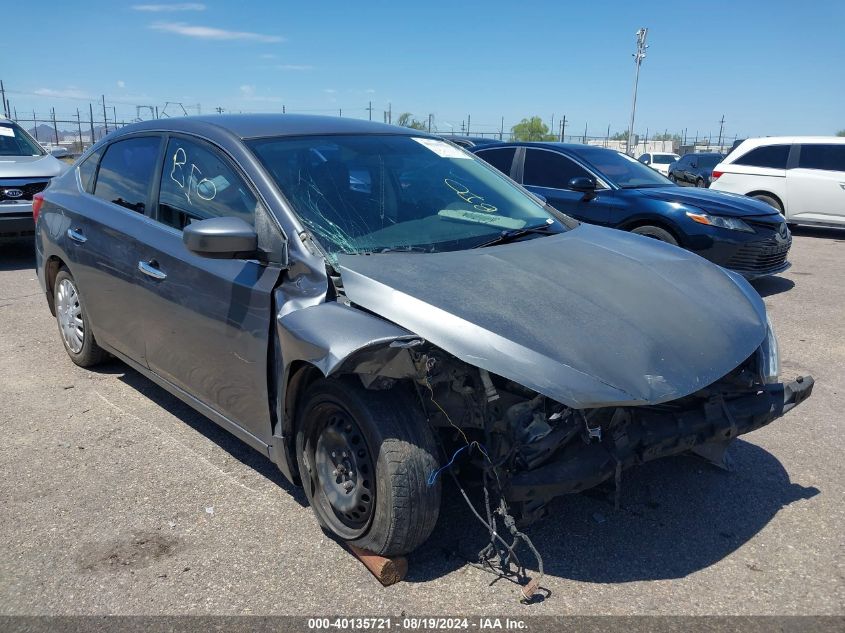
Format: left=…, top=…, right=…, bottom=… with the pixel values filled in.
left=407, top=439, right=818, bottom=585
left=0, top=240, right=36, bottom=272
left=790, top=225, right=845, bottom=240
left=752, top=275, right=794, bottom=298
left=89, top=359, right=308, bottom=507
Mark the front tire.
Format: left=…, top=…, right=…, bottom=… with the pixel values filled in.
left=53, top=268, right=107, bottom=367
left=631, top=225, right=679, bottom=246
left=296, top=378, right=441, bottom=556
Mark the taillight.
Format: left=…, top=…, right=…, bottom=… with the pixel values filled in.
left=711, top=170, right=723, bottom=181
left=32, top=193, right=45, bottom=222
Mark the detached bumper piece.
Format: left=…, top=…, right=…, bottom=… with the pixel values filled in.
left=504, top=376, right=814, bottom=519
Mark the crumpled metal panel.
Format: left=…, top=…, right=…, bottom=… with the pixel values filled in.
left=338, top=223, right=768, bottom=408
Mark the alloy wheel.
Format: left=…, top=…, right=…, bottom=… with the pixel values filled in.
left=55, top=278, right=84, bottom=354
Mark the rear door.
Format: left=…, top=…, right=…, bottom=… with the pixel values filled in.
left=787, top=143, right=845, bottom=223
left=68, top=135, right=164, bottom=364
left=138, top=134, right=283, bottom=441
left=473, top=146, right=518, bottom=178
left=517, top=148, right=611, bottom=225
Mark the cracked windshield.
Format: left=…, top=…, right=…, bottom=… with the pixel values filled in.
left=248, top=134, right=565, bottom=260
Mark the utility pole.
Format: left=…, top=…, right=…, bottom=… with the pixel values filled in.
left=366, top=101, right=373, bottom=121
left=102, top=95, right=109, bottom=135
left=338, top=108, right=342, bottom=117
left=550, top=113, right=554, bottom=136
left=89, top=103, right=95, bottom=142
left=0, top=79, right=7, bottom=117
left=76, top=108, right=83, bottom=149
left=605, top=124, right=610, bottom=147
left=583, top=121, right=587, bottom=144
left=626, top=27, right=649, bottom=155
left=215, top=106, right=224, bottom=114
left=32, top=111, right=38, bottom=141
left=51, top=108, right=59, bottom=145
left=717, top=114, right=725, bottom=149
left=560, top=115, right=566, bottom=142
left=429, top=113, right=433, bottom=133
left=466, top=114, right=471, bottom=136
left=112, top=106, right=117, bottom=128
left=500, top=116, right=504, bottom=141
left=388, top=102, right=392, bottom=125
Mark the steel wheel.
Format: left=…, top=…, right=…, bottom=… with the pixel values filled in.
left=55, top=277, right=84, bottom=354
left=309, top=403, right=375, bottom=536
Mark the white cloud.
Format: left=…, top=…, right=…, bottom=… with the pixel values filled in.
left=33, top=87, right=93, bottom=100
left=259, top=53, right=277, bottom=59
left=323, top=88, right=337, bottom=94
left=132, top=3, right=205, bottom=11
left=239, top=84, right=283, bottom=103
left=117, top=80, right=126, bottom=88
left=151, top=21, right=284, bottom=42
left=275, top=64, right=312, bottom=71
left=365, top=89, right=376, bottom=94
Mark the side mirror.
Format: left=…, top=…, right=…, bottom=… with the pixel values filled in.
left=689, top=161, right=698, bottom=168
left=183, top=216, right=259, bottom=259
left=568, top=176, right=597, bottom=192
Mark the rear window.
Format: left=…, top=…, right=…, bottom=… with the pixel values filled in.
left=652, top=155, right=676, bottom=164
left=734, top=144, right=790, bottom=169
left=0, top=123, right=45, bottom=157
left=798, top=144, right=845, bottom=172
left=93, top=137, right=161, bottom=213
left=474, top=147, right=516, bottom=175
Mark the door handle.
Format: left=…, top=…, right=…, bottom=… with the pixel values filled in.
left=138, top=260, right=167, bottom=280
left=67, top=228, right=87, bottom=243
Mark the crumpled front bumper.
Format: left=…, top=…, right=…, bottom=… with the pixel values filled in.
left=504, top=376, right=814, bottom=511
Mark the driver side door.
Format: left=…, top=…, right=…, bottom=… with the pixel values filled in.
left=517, top=148, right=612, bottom=225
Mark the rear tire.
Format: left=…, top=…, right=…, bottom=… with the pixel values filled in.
left=631, top=225, right=679, bottom=246
left=296, top=378, right=441, bottom=556
left=751, top=193, right=783, bottom=214
left=53, top=268, right=107, bottom=368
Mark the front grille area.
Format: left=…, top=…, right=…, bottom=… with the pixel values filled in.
left=727, top=236, right=791, bottom=274
left=0, top=180, right=49, bottom=202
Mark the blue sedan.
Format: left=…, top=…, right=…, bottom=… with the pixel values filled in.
left=471, top=142, right=791, bottom=278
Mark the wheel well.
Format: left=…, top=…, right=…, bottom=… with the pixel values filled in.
left=281, top=361, right=324, bottom=480
left=745, top=190, right=784, bottom=212
left=44, top=256, right=66, bottom=316
left=620, top=219, right=682, bottom=245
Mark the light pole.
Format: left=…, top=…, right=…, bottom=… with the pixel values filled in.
left=626, top=27, right=648, bottom=156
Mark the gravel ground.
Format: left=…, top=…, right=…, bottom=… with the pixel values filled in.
left=0, top=229, right=843, bottom=616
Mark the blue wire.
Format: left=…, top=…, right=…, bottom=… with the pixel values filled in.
left=427, top=441, right=488, bottom=486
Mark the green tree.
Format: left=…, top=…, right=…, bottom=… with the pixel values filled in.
left=511, top=116, right=555, bottom=141
left=396, top=112, right=427, bottom=130
left=651, top=132, right=681, bottom=142
left=837, top=129, right=845, bottom=137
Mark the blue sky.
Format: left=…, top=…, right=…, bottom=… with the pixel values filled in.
left=2, top=1, right=843, bottom=138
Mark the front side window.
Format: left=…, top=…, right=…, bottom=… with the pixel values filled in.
left=523, top=149, right=591, bottom=189
left=475, top=147, right=516, bottom=175
left=734, top=144, right=790, bottom=169
left=0, top=122, right=45, bottom=157
left=248, top=134, right=565, bottom=261
left=158, top=137, right=257, bottom=230
left=798, top=144, right=845, bottom=172
left=578, top=149, right=673, bottom=188
left=637, top=154, right=650, bottom=164
left=93, top=137, right=161, bottom=213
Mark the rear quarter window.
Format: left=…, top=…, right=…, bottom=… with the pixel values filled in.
left=77, top=149, right=102, bottom=193
left=475, top=147, right=517, bottom=176
left=733, top=144, right=790, bottom=169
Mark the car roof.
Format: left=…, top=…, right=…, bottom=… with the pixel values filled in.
left=738, top=135, right=845, bottom=145
left=111, top=114, right=432, bottom=140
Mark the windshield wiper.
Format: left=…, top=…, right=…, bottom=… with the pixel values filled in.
left=371, top=245, right=433, bottom=254
left=473, top=222, right=554, bottom=249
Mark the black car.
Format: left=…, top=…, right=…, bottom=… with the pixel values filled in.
left=34, top=116, right=812, bottom=561
left=471, top=142, right=790, bottom=278
left=437, top=135, right=501, bottom=148
left=668, top=152, right=724, bottom=187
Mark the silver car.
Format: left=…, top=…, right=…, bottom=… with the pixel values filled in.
left=0, top=118, right=65, bottom=240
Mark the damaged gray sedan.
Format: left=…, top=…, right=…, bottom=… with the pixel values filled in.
left=36, top=115, right=813, bottom=558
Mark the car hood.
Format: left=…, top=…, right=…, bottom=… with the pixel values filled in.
left=0, top=154, right=65, bottom=178
left=338, top=223, right=767, bottom=408
left=632, top=186, right=780, bottom=218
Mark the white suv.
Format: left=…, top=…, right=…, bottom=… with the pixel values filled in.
left=637, top=152, right=680, bottom=176
left=710, top=136, right=845, bottom=227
